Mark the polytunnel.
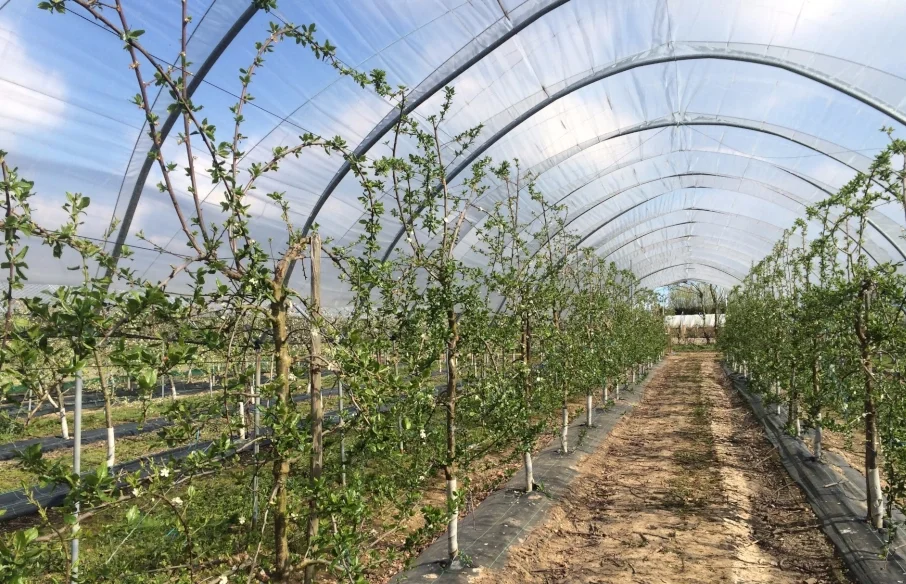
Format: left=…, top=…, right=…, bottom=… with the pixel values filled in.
left=5, top=3, right=906, bottom=583
left=3, top=0, right=906, bottom=300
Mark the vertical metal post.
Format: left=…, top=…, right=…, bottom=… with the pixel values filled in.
left=253, top=346, right=261, bottom=526
left=305, top=235, right=323, bottom=584
left=395, top=348, right=403, bottom=454
left=339, top=379, right=346, bottom=487
left=71, top=370, right=83, bottom=581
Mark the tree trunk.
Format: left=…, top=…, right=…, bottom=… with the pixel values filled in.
left=238, top=400, right=246, bottom=440
left=523, top=451, right=534, bottom=493
left=788, top=371, right=800, bottom=438
left=811, top=358, right=822, bottom=459
left=96, top=357, right=115, bottom=469
left=445, top=335, right=459, bottom=562
left=305, top=236, right=323, bottom=584
left=169, top=374, right=177, bottom=399
left=271, top=289, right=292, bottom=580
left=521, top=315, right=533, bottom=492
left=813, top=412, right=823, bottom=460
left=56, top=385, right=69, bottom=440
left=586, top=393, right=593, bottom=427
left=857, top=281, right=884, bottom=529
left=560, top=403, right=569, bottom=454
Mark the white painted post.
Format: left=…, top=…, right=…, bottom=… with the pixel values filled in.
left=238, top=400, right=246, bottom=440
left=813, top=411, right=822, bottom=459
left=560, top=406, right=569, bottom=454
left=71, top=370, right=83, bottom=582
left=339, top=379, right=346, bottom=487
left=253, top=348, right=261, bottom=526
left=57, top=386, right=69, bottom=440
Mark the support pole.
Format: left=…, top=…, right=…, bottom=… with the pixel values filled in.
left=252, top=346, right=261, bottom=527
left=339, top=379, right=346, bottom=487
left=71, top=370, right=83, bottom=582
left=305, top=235, right=323, bottom=584
left=813, top=411, right=823, bottom=459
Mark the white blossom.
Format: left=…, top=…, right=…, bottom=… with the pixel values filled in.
left=159, top=467, right=170, bottom=478
left=171, top=497, right=183, bottom=506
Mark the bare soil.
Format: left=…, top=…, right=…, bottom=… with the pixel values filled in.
left=473, top=352, right=850, bottom=584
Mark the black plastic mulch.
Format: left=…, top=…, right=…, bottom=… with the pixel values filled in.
left=725, top=365, right=906, bottom=584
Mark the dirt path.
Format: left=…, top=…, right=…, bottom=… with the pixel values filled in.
left=473, top=352, right=849, bottom=584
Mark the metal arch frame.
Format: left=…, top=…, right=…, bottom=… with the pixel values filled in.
left=517, top=149, right=904, bottom=263
left=495, top=208, right=784, bottom=310
left=569, top=190, right=793, bottom=249
left=283, top=0, right=573, bottom=283
left=506, top=113, right=874, bottom=180
left=104, top=2, right=261, bottom=278
left=657, top=278, right=737, bottom=289
left=479, top=120, right=863, bottom=213
left=296, top=0, right=571, bottom=238
left=494, top=209, right=774, bottom=311
left=447, top=125, right=903, bottom=261
left=578, top=204, right=876, bottom=269
left=562, top=175, right=804, bottom=232
left=608, top=244, right=759, bottom=277
left=493, top=219, right=774, bottom=312
left=638, top=263, right=744, bottom=285
left=375, top=52, right=906, bottom=262
left=580, top=207, right=776, bottom=249
left=603, top=234, right=769, bottom=267
left=598, top=221, right=776, bottom=261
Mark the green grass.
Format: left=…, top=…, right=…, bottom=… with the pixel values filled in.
left=0, top=394, right=223, bottom=445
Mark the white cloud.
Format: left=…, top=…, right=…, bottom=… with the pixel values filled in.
left=0, top=26, right=67, bottom=148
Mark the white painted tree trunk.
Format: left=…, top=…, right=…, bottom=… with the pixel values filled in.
left=169, top=375, right=177, bottom=399
left=238, top=401, right=247, bottom=440
left=560, top=407, right=569, bottom=454
left=586, top=393, right=593, bottom=427
left=868, top=467, right=884, bottom=529
left=813, top=412, right=823, bottom=459
left=794, top=417, right=802, bottom=437
left=447, top=478, right=459, bottom=559
left=523, top=451, right=534, bottom=492
left=106, top=427, right=115, bottom=468
left=59, top=403, right=69, bottom=440
left=57, top=387, right=69, bottom=440
left=616, top=383, right=621, bottom=401
left=603, top=384, right=609, bottom=403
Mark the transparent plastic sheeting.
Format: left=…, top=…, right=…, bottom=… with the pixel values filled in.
left=2, top=0, right=906, bottom=304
